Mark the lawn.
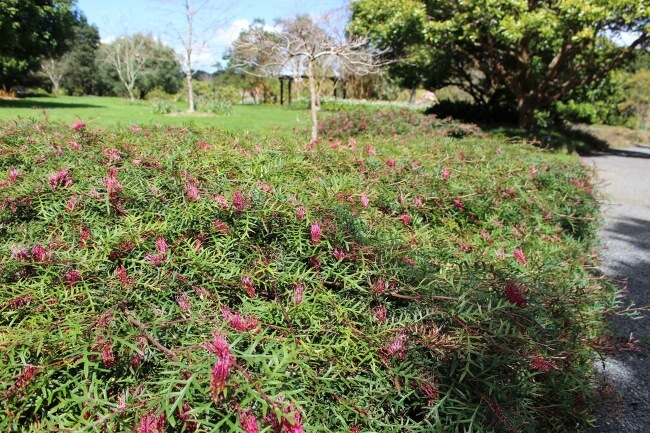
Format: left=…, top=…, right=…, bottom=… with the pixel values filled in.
left=0, top=109, right=613, bottom=432
left=0, top=96, right=310, bottom=135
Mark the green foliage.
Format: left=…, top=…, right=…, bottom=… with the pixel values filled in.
left=59, top=14, right=102, bottom=96
left=0, top=117, right=612, bottom=432
left=0, top=0, right=77, bottom=88
left=350, top=0, right=650, bottom=128
left=151, top=99, right=173, bottom=114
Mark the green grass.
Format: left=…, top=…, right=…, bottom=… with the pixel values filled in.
left=0, top=95, right=310, bottom=135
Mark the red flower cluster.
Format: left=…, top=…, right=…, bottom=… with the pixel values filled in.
left=49, top=169, right=73, bottom=188
left=135, top=413, right=166, bottom=433
left=6, top=364, right=37, bottom=401
left=104, top=167, right=122, bottom=198
left=310, top=222, right=322, bottom=245
left=505, top=280, right=526, bottom=307
left=222, top=306, right=259, bottom=332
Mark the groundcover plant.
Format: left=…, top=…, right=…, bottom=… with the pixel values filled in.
left=1, top=117, right=611, bottom=432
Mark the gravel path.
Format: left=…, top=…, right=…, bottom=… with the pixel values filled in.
left=581, top=147, right=650, bottom=432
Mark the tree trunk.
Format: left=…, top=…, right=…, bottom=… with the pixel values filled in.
left=186, top=71, right=195, bottom=113
left=409, top=87, right=416, bottom=104
left=308, top=59, right=319, bottom=142
left=517, top=97, right=536, bottom=130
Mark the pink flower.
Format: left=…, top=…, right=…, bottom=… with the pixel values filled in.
left=418, top=377, right=440, bottom=404
left=441, top=167, right=451, bottom=180
left=296, top=206, right=306, bottom=220
left=457, top=242, right=473, bottom=251
left=505, top=280, right=526, bottom=307
left=281, top=403, right=304, bottom=433
left=529, top=166, right=538, bottom=176
left=386, top=159, right=396, bottom=168
left=56, top=146, right=63, bottom=156
left=176, top=294, right=191, bottom=312
left=514, top=249, right=527, bottom=266
left=102, top=148, right=121, bottom=162
left=32, top=244, right=47, bottom=262
left=365, top=145, right=377, bottom=155
left=49, top=169, right=73, bottom=188
left=529, top=355, right=555, bottom=372
left=131, top=125, right=142, bottom=133
left=204, top=332, right=232, bottom=359
left=89, top=189, right=101, bottom=199
left=293, top=282, right=304, bottom=304
left=222, top=307, right=259, bottom=332
left=384, top=333, right=408, bottom=359
left=215, top=195, right=230, bottom=210
left=66, top=195, right=79, bottom=213
left=135, top=413, right=166, bottom=433
left=178, top=402, right=197, bottom=432
left=8, top=168, right=19, bottom=182
left=373, top=279, right=387, bottom=295
left=400, top=213, right=410, bottom=226
left=155, top=237, right=168, bottom=254
left=239, top=409, right=260, bottom=433
left=80, top=227, right=91, bottom=243
left=212, top=220, right=229, bottom=234
left=11, top=246, right=29, bottom=261
left=210, top=354, right=233, bottom=402
left=330, top=140, right=341, bottom=148
left=310, top=222, right=322, bottom=245
left=6, top=364, right=37, bottom=401
left=145, top=253, right=165, bottom=266
left=71, top=120, right=86, bottom=131
left=372, top=305, right=387, bottom=323
left=360, top=194, right=370, bottom=208
left=333, top=248, right=346, bottom=261
left=232, top=190, right=246, bottom=211
left=101, top=344, right=115, bottom=367
left=104, top=167, right=122, bottom=197
left=116, top=266, right=129, bottom=285
left=241, top=276, right=256, bottom=297
left=413, top=197, right=423, bottom=208
left=69, top=140, right=81, bottom=151
left=65, top=270, right=82, bottom=286
left=186, top=183, right=200, bottom=201
left=453, top=199, right=464, bottom=210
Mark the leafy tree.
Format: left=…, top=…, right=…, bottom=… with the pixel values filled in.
left=60, top=14, right=101, bottom=96
left=350, top=0, right=649, bottom=128
left=136, top=41, right=183, bottom=99
left=0, top=0, right=77, bottom=90
left=99, top=34, right=181, bottom=101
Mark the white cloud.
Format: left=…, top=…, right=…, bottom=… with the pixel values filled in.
left=100, top=35, right=117, bottom=44
left=214, top=19, right=251, bottom=46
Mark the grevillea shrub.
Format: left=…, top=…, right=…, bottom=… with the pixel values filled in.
left=316, top=109, right=482, bottom=140
left=1, top=119, right=611, bottom=432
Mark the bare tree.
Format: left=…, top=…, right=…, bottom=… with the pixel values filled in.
left=231, top=15, right=383, bottom=142
left=41, top=57, right=66, bottom=96
left=101, top=35, right=149, bottom=102
left=158, top=0, right=232, bottom=113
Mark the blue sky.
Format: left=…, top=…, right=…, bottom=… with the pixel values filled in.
left=77, top=0, right=349, bottom=72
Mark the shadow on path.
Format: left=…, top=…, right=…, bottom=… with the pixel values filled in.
left=592, top=213, right=650, bottom=432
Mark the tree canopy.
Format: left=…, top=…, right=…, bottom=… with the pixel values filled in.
left=350, top=0, right=650, bottom=128
left=0, top=0, right=78, bottom=89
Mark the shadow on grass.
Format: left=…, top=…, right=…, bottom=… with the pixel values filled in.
left=0, top=97, right=104, bottom=110
left=485, top=124, right=611, bottom=155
